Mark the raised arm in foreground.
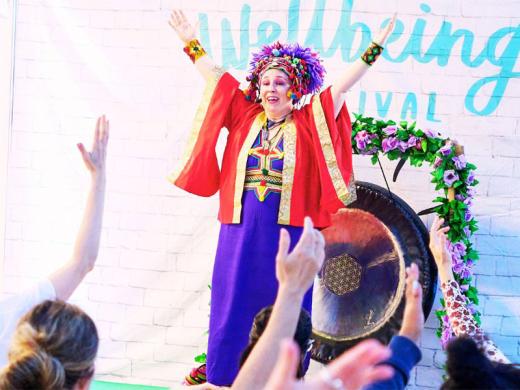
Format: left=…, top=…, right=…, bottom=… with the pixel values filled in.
left=49, top=115, right=109, bottom=300
left=429, top=216, right=509, bottom=363
left=232, top=217, right=324, bottom=390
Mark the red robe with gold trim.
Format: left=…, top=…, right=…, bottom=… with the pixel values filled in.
left=170, top=71, right=355, bottom=228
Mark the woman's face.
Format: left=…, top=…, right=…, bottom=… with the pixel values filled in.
left=259, top=68, right=293, bottom=119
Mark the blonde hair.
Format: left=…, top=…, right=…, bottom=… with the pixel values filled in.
left=0, top=300, right=98, bottom=390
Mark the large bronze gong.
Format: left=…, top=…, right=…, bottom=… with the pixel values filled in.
left=311, top=181, right=437, bottom=363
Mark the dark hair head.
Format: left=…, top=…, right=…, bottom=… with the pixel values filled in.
left=239, top=306, right=312, bottom=378
left=0, top=300, right=98, bottom=390
left=441, top=336, right=520, bottom=390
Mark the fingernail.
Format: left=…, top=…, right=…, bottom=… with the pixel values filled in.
left=413, top=280, right=420, bottom=293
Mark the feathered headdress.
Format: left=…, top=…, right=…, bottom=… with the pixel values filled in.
left=244, top=41, right=326, bottom=103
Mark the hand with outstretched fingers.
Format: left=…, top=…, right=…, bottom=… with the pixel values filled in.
left=77, top=115, right=109, bottom=179
left=429, top=216, right=454, bottom=282
left=169, top=9, right=199, bottom=44
left=275, top=216, right=325, bottom=296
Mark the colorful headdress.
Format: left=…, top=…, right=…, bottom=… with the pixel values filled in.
left=244, top=41, right=326, bottom=103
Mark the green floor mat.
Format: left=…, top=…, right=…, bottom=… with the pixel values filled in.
left=91, top=380, right=169, bottom=389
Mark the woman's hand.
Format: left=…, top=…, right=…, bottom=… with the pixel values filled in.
left=169, top=9, right=199, bottom=44
left=77, top=115, right=109, bottom=180
left=373, top=14, right=396, bottom=46
left=331, top=14, right=396, bottom=117
left=429, top=216, right=454, bottom=282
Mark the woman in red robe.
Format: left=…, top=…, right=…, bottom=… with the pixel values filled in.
left=168, top=9, right=395, bottom=386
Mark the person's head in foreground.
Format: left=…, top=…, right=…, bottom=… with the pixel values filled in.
left=442, top=336, right=520, bottom=389
left=240, top=306, right=312, bottom=379
left=0, top=300, right=98, bottom=390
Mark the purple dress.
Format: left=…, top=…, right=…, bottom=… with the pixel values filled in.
left=206, top=133, right=313, bottom=385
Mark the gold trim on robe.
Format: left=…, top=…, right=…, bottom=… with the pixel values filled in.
left=278, top=117, right=297, bottom=225
left=232, top=112, right=266, bottom=223
left=167, top=67, right=226, bottom=185
left=312, top=97, right=356, bottom=206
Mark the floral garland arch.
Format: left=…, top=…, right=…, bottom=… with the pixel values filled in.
left=352, top=114, right=480, bottom=345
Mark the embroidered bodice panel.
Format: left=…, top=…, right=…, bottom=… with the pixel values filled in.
left=244, top=132, right=284, bottom=202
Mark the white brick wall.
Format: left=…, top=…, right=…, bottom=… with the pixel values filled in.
left=2, top=0, right=519, bottom=388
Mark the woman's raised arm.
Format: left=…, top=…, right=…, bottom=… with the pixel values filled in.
left=169, top=9, right=219, bottom=82
left=330, top=15, right=396, bottom=118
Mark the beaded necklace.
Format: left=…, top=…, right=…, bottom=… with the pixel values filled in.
left=260, top=118, right=285, bottom=175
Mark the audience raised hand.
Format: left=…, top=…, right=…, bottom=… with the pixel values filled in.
left=232, top=217, right=324, bottom=390
left=429, top=216, right=509, bottom=364
left=366, top=263, right=424, bottom=390
left=49, top=115, right=109, bottom=300
left=0, top=116, right=109, bottom=365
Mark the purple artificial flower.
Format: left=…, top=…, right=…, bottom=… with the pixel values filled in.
left=451, top=241, right=467, bottom=257
left=407, top=135, right=418, bottom=147
left=439, top=142, right=453, bottom=157
left=453, top=154, right=467, bottom=170
left=355, top=131, right=377, bottom=152
left=451, top=254, right=463, bottom=273
left=424, top=128, right=439, bottom=139
left=355, top=131, right=369, bottom=150
left=456, top=190, right=475, bottom=207
left=398, top=140, right=409, bottom=153
left=463, top=226, right=471, bottom=237
left=434, top=156, right=443, bottom=168
left=453, top=259, right=474, bottom=279
left=464, top=210, right=472, bottom=222
left=466, top=171, right=475, bottom=185
left=443, top=170, right=459, bottom=186
left=382, top=136, right=398, bottom=153
left=361, top=147, right=378, bottom=156
left=383, top=125, right=397, bottom=136
left=459, top=284, right=470, bottom=293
